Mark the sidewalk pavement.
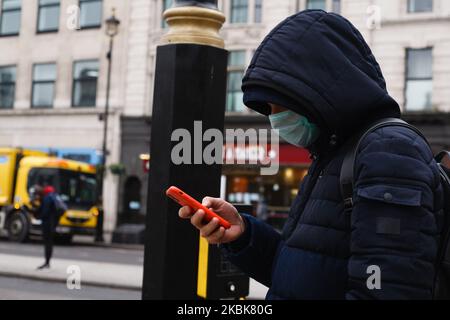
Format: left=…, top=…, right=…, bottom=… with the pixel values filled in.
left=0, top=253, right=142, bottom=290
left=0, top=252, right=268, bottom=299
left=73, top=234, right=144, bottom=251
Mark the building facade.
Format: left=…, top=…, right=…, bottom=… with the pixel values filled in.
left=0, top=0, right=132, bottom=232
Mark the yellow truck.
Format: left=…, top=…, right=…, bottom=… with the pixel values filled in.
left=0, top=148, right=99, bottom=243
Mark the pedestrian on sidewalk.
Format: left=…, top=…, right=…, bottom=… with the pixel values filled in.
left=179, top=10, right=445, bottom=299
left=32, top=185, right=64, bottom=270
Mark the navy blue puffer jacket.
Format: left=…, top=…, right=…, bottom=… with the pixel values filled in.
left=222, top=10, right=444, bottom=300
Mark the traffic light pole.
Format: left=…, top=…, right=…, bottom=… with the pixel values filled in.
left=142, top=1, right=227, bottom=299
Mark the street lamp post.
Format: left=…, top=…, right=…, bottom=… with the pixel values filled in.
left=96, top=9, right=120, bottom=243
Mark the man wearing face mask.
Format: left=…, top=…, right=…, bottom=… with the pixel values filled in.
left=179, top=10, right=443, bottom=299
left=268, top=106, right=320, bottom=148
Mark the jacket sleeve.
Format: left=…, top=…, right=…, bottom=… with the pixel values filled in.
left=221, top=214, right=283, bottom=287
left=346, top=127, right=443, bottom=300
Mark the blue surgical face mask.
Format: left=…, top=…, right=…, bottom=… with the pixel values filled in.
left=269, top=110, right=320, bottom=148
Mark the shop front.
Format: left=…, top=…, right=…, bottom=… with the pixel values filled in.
left=222, top=143, right=312, bottom=231
left=118, top=116, right=151, bottom=225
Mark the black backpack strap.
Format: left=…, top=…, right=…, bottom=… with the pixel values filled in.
left=433, top=151, right=450, bottom=299
left=340, top=118, right=429, bottom=213
left=436, top=151, right=450, bottom=166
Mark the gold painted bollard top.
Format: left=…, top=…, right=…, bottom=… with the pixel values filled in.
left=161, top=6, right=226, bottom=49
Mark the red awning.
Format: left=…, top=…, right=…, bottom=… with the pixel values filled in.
left=144, top=144, right=313, bottom=172
left=278, top=144, right=312, bottom=165
left=223, top=144, right=312, bottom=166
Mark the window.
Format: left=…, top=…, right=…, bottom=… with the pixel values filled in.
left=0, top=65, right=16, bottom=108
left=72, top=60, right=99, bottom=107
left=58, top=170, right=97, bottom=210
left=405, top=48, right=433, bottom=111
left=79, top=0, right=102, bottom=29
left=408, top=0, right=433, bottom=13
left=123, top=176, right=142, bottom=214
left=37, top=0, right=60, bottom=32
left=227, top=51, right=246, bottom=112
left=32, top=63, right=56, bottom=108
left=306, top=0, right=326, bottom=10
left=162, top=0, right=173, bottom=28
left=28, top=168, right=97, bottom=210
left=230, top=0, right=248, bottom=24
left=0, top=0, right=21, bottom=35
left=254, top=0, right=262, bottom=23
left=332, top=0, right=341, bottom=14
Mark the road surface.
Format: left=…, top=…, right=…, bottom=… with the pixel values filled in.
left=0, top=275, right=140, bottom=300
left=0, top=237, right=268, bottom=299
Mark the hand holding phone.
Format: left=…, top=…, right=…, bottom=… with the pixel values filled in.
left=166, top=186, right=232, bottom=229
left=168, top=186, right=246, bottom=244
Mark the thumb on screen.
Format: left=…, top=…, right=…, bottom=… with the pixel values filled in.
left=202, top=196, right=220, bottom=209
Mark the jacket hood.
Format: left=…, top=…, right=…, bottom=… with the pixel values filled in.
left=242, top=10, right=401, bottom=153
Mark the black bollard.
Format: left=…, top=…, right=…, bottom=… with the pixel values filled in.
left=141, top=0, right=227, bottom=299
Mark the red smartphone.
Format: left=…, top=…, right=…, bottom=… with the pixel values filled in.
left=166, top=186, right=231, bottom=229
